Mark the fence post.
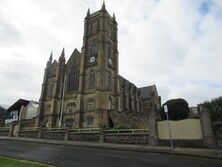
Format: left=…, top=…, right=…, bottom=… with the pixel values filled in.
left=38, top=125, right=43, bottom=138
left=99, top=128, right=104, bottom=143
left=199, top=105, right=216, bottom=148
left=148, top=110, right=158, bottom=146
left=8, top=124, right=13, bottom=137
left=15, top=122, right=20, bottom=137
left=64, top=129, right=69, bottom=141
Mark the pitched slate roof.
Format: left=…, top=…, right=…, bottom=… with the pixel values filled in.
left=139, top=85, right=156, bottom=99
left=7, top=99, right=30, bottom=112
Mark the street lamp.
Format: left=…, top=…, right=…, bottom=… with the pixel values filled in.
left=59, top=74, right=66, bottom=128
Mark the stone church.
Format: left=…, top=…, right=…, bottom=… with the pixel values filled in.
left=37, top=3, right=161, bottom=129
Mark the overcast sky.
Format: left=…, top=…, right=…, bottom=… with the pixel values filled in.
left=0, top=0, right=222, bottom=107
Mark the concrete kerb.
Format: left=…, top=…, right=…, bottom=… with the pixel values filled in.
left=0, top=136, right=221, bottom=160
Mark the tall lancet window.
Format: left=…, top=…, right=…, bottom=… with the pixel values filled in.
left=48, top=83, right=54, bottom=97
left=108, top=73, right=112, bottom=90
left=67, top=64, right=79, bottom=92
left=91, top=40, right=98, bottom=56
left=106, top=42, right=111, bottom=58
left=88, top=70, right=96, bottom=89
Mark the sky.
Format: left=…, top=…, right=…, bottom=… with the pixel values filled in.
left=0, top=0, right=222, bottom=107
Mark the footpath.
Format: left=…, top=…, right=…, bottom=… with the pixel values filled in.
left=0, top=136, right=221, bottom=160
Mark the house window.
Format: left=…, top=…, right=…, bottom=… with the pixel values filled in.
left=67, top=65, right=79, bottom=92
left=88, top=71, right=96, bottom=89
left=86, top=116, right=94, bottom=127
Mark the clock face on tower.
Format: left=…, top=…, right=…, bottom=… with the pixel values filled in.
left=89, top=56, right=96, bottom=63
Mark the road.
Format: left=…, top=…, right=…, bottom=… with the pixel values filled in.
left=0, top=140, right=221, bottom=167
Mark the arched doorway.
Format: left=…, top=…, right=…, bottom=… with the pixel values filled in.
left=108, top=116, right=114, bottom=128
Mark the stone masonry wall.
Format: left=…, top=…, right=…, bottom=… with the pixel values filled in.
left=68, top=132, right=100, bottom=142
left=0, top=130, right=9, bottom=136
left=42, top=131, right=66, bottom=140
left=19, top=131, right=39, bottom=138
left=109, top=111, right=149, bottom=129
left=105, top=133, right=149, bottom=144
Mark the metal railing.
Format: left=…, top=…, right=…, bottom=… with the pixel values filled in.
left=20, top=127, right=40, bottom=131
left=105, top=129, right=149, bottom=134
left=43, top=127, right=66, bottom=132
left=16, top=126, right=149, bottom=134
left=0, top=127, right=10, bottom=131
left=68, top=128, right=100, bottom=133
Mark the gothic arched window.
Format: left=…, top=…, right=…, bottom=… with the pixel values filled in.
left=92, top=21, right=98, bottom=34
left=48, top=83, right=54, bottom=97
left=108, top=73, right=112, bottom=90
left=109, top=96, right=112, bottom=110
left=86, top=98, right=96, bottom=111
left=88, top=71, right=96, bottom=89
left=67, top=64, right=79, bottom=92
left=86, top=115, right=94, bottom=127
left=90, top=40, right=98, bottom=56
left=106, top=43, right=112, bottom=59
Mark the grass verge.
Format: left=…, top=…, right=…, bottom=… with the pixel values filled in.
left=0, top=156, right=54, bottom=167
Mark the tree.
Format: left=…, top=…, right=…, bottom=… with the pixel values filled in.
left=200, top=96, right=222, bottom=122
left=160, top=98, right=189, bottom=120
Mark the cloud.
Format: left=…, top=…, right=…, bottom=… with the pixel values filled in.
left=0, top=14, right=23, bottom=47
left=0, top=0, right=221, bottom=107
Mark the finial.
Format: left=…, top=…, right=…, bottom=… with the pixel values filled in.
left=59, top=47, right=65, bottom=64
left=113, top=12, right=116, bottom=20
left=102, top=0, right=106, bottom=10
left=49, top=51, right=53, bottom=62
left=61, top=47, right=65, bottom=57
left=87, top=8, right=90, bottom=16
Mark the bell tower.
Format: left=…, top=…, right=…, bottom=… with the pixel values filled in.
left=80, top=2, right=120, bottom=128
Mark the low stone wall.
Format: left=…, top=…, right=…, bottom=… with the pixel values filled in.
left=215, top=130, right=222, bottom=148
left=42, top=131, right=66, bottom=140
left=69, top=132, right=100, bottom=142
left=158, top=140, right=204, bottom=148
left=1, top=126, right=216, bottom=148
left=19, top=130, right=39, bottom=138
left=105, top=133, right=149, bottom=144
left=0, top=130, right=9, bottom=136
left=109, top=111, right=149, bottom=129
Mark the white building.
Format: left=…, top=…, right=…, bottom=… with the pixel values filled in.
left=19, top=101, right=39, bottom=120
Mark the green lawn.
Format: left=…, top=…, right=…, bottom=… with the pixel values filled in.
left=0, top=156, right=53, bottom=167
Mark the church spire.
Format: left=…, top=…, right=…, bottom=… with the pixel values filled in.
left=87, top=8, right=90, bottom=17
left=49, top=51, right=53, bottom=62
left=59, top=47, right=65, bottom=64
left=46, top=51, right=53, bottom=67
left=101, top=0, right=106, bottom=10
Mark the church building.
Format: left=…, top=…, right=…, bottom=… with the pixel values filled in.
left=37, top=3, right=161, bottom=129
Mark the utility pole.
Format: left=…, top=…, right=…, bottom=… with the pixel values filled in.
left=164, top=105, right=174, bottom=151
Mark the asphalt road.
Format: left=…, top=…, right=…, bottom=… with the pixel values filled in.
left=0, top=140, right=221, bottom=167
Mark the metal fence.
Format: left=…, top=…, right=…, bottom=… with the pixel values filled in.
left=19, top=127, right=149, bottom=134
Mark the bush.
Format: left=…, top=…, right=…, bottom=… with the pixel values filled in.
left=200, top=96, right=222, bottom=122
left=160, top=98, right=189, bottom=120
